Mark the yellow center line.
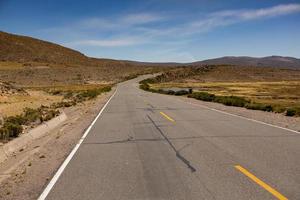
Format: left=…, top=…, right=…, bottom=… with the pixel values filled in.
left=235, top=165, right=288, bottom=200
left=160, top=112, right=175, bottom=122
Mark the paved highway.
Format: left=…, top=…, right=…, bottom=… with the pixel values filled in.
left=40, top=76, right=300, bottom=200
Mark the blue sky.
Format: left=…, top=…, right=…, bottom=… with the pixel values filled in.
left=1, top=0, right=300, bottom=62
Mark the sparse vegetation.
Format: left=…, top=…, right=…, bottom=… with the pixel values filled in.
left=286, top=108, right=300, bottom=116
left=139, top=69, right=300, bottom=117
left=245, top=103, right=273, bottom=112
left=188, top=92, right=216, bottom=101
left=0, top=106, right=60, bottom=141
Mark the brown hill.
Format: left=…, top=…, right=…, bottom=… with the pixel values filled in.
left=0, top=31, right=88, bottom=65
left=151, top=65, right=300, bottom=83
left=192, top=56, right=300, bottom=69
left=0, top=31, right=163, bottom=86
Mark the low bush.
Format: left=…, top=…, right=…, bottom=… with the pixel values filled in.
left=166, top=90, right=175, bottom=95
left=51, top=101, right=76, bottom=108
left=188, top=92, right=215, bottom=101
left=140, top=83, right=150, bottom=91
left=0, top=106, right=60, bottom=141
left=245, top=103, right=273, bottom=112
left=139, top=78, right=156, bottom=85
left=41, top=109, right=60, bottom=121
left=214, top=96, right=249, bottom=107
left=3, top=122, right=23, bottom=138
left=23, top=107, right=40, bottom=123
left=75, top=86, right=111, bottom=101
left=174, top=90, right=189, bottom=96
left=286, top=108, right=296, bottom=116
left=0, top=122, right=23, bottom=139
left=5, top=115, right=25, bottom=125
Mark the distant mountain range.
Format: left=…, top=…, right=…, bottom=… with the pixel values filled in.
left=1, top=31, right=299, bottom=69
left=191, top=56, right=300, bottom=69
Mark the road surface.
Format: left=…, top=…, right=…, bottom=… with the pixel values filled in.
left=41, top=76, right=300, bottom=200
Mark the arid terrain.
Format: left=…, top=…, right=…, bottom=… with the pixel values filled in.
left=142, top=65, right=300, bottom=116
left=1, top=30, right=300, bottom=200
left=0, top=31, right=165, bottom=142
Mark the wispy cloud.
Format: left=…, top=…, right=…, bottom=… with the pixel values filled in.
left=122, top=13, right=165, bottom=25
left=63, top=4, right=300, bottom=48
left=68, top=38, right=143, bottom=47
left=79, top=12, right=165, bottom=30
left=216, top=3, right=300, bottom=20
left=188, top=3, right=300, bottom=33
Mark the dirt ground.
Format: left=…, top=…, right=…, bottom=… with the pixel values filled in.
left=0, top=88, right=114, bottom=200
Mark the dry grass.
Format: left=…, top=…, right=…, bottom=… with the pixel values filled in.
left=0, top=90, right=62, bottom=117
left=27, top=84, right=111, bottom=92
left=151, top=81, right=300, bottom=111
left=0, top=61, right=24, bottom=70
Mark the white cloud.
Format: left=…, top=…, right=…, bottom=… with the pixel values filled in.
left=79, top=12, right=164, bottom=30
left=178, top=3, right=300, bottom=35
left=121, top=13, right=165, bottom=25
left=67, top=38, right=143, bottom=47
left=60, top=4, right=300, bottom=47
left=238, top=3, right=300, bottom=20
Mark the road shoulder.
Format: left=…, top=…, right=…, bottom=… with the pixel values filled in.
left=0, top=88, right=115, bottom=200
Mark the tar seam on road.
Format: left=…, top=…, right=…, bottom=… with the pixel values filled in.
left=37, top=88, right=118, bottom=200
left=235, top=165, right=288, bottom=200
left=147, top=115, right=196, bottom=173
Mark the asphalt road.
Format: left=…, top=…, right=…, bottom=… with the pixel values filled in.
left=42, top=76, right=300, bottom=200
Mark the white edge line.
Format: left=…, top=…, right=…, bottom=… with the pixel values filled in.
left=188, top=100, right=300, bottom=134
left=37, top=88, right=118, bottom=200
left=167, top=95, right=300, bottom=135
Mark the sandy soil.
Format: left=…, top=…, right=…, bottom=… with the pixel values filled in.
left=0, top=89, right=114, bottom=200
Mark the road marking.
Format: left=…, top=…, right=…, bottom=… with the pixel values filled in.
left=37, top=89, right=118, bottom=200
left=235, top=165, right=288, bottom=200
left=171, top=96, right=299, bottom=135
left=160, top=111, right=175, bottom=122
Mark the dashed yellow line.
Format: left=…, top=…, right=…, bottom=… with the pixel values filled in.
left=160, top=112, right=175, bottom=122
left=235, top=165, right=288, bottom=200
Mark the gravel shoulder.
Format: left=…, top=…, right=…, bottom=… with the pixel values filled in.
left=173, top=95, right=300, bottom=132
left=0, top=88, right=115, bottom=200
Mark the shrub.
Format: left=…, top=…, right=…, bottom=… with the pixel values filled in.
left=140, top=83, right=150, bottom=91
left=2, top=122, right=23, bottom=138
left=214, top=96, right=249, bottom=107
left=76, top=86, right=112, bottom=101
left=5, top=115, right=25, bottom=125
left=174, top=90, right=189, bottom=96
left=188, top=92, right=215, bottom=102
left=78, top=90, right=98, bottom=99
left=166, top=90, right=175, bottom=95
left=139, top=78, right=156, bottom=85
left=42, top=109, right=60, bottom=121
left=286, top=108, right=296, bottom=116
left=0, top=127, right=9, bottom=140
left=245, top=103, right=273, bottom=112
left=23, top=107, right=40, bottom=123
left=51, top=101, right=76, bottom=108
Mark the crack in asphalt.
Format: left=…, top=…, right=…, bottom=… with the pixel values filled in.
left=83, top=133, right=298, bottom=146
left=146, top=115, right=196, bottom=173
